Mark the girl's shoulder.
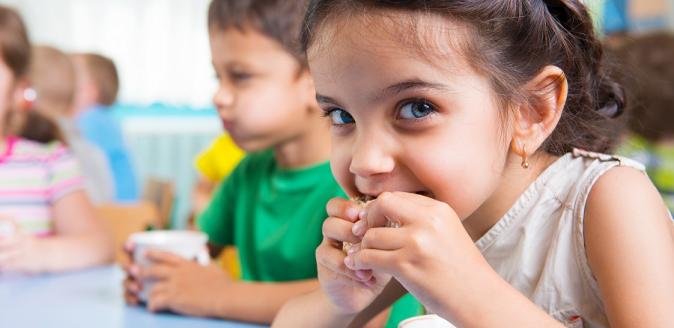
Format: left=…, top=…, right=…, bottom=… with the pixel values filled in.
left=9, top=138, right=72, bottom=162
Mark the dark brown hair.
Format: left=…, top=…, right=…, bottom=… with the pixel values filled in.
left=73, top=53, right=119, bottom=106
left=0, top=5, right=63, bottom=144
left=301, top=0, right=626, bottom=155
left=611, top=32, right=674, bottom=142
left=207, top=0, right=310, bottom=67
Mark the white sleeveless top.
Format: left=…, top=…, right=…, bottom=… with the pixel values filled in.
left=475, top=149, right=645, bottom=328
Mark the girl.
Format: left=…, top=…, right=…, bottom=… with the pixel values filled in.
left=0, top=6, right=113, bottom=273
left=274, top=0, right=674, bottom=327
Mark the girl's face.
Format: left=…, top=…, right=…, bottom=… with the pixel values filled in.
left=0, top=60, right=16, bottom=118
left=308, top=14, right=513, bottom=220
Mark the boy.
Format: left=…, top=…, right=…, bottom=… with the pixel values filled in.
left=30, top=46, right=115, bottom=204
left=70, top=53, right=139, bottom=202
left=123, top=0, right=344, bottom=324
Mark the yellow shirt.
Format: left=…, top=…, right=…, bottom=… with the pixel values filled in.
left=194, top=134, right=245, bottom=183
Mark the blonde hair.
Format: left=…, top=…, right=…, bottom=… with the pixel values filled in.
left=30, top=45, right=76, bottom=117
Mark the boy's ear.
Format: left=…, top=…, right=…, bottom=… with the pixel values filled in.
left=511, top=65, right=568, bottom=156
left=297, top=68, right=319, bottom=111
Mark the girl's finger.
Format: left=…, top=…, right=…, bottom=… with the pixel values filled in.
left=326, top=197, right=360, bottom=222
left=322, top=217, right=360, bottom=244
left=365, top=192, right=449, bottom=228
left=360, top=227, right=406, bottom=251
left=316, top=240, right=370, bottom=282
left=346, top=248, right=398, bottom=273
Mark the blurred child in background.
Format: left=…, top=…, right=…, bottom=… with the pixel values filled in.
left=614, top=32, right=674, bottom=213
left=70, top=53, right=139, bottom=202
left=30, top=45, right=115, bottom=205
left=0, top=5, right=113, bottom=273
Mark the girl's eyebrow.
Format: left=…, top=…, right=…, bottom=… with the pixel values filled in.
left=375, top=79, right=450, bottom=103
left=315, top=79, right=450, bottom=107
left=315, top=94, right=340, bottom=106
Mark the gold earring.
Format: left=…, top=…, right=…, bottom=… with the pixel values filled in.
left=521, top=145, right=530, bottom=169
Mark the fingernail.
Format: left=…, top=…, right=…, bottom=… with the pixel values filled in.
left=352, top=220, right=366, bottom=236
left=346, top=206, right=359, bottom=221
left=344, top=256, right=355, bottom=269
left=358, top=208, right=368, bottom=221
left=130, top=265, right=139, bottom=277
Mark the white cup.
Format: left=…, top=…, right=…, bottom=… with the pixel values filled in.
left=398, top=314, right=456, bottom=328
left=128, top=230, right=210, bottom=301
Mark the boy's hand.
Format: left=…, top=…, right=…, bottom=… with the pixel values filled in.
left=315, top=197, right=391, bottom=316
left=138, top=250, right=230, bottom=317
left=0, top=218, right=40, bottom=273
left=349, top=192, right=494, bottom=316
left=123, top=242, right=142, bottom=306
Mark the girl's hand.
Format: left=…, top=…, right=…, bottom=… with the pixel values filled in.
left=136, top=250, right=230, bottom=317
left=348, top=192, right=494, bottom=316
left=315, top=197, right=391, bottom=316
left=0, top=218, right=41, bottom=273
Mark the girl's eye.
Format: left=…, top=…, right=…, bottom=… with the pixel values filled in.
left=327, top=109, right=355, bottom=125
left=398, top=100, right=436, bottom=119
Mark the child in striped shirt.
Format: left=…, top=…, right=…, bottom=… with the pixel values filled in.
left=0, top=5, right=113, bottom=273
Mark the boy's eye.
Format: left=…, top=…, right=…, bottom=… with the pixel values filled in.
left=328, top=109, right=355, bottom=125
left=229, top=71, right=252, bottom=81
left=398, top=100, right=436, bottom=119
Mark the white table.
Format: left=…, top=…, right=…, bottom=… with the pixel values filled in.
left=0, top=265, right=267, bottom=328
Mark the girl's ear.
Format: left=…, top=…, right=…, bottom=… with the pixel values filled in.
left=511, top=65, right=568, bottom=156
left=12, top=79, right=31, bottom=111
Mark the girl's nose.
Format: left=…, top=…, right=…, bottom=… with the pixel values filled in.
left=349, top=134, right=395, bottom=178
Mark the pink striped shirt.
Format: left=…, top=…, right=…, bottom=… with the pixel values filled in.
left=0, top=137, right=84, bottom=236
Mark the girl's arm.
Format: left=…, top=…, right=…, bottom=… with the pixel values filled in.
left=274, top=289, right=358, bottom=328
left=273, top=279, right=402, bottom=328
left=584, top=167, right=674, bottom=327
left=37, top=190, right=114, bottom=272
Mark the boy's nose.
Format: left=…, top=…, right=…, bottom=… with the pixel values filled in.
left=349, top=134, right=395, bottom=178
left=212, top=84, right=234, bottom=110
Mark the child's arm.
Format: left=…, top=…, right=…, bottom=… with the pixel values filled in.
left=273, top=289, right=359, bottom=327
left=36, top=190, right=114, bottom=272
left=134, top=250, right=319, bottom=324
left=0, top=191, right=113, bottom=273
left=584, top=167, right=674, bottom=327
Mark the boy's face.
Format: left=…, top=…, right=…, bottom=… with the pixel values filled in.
left=210, top=28, right=315, bottom=152
left=308, top=14, right=513, bottom=221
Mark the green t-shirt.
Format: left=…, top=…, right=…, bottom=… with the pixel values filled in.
left=198, top=149, right=345, bottom=281
left=197, top=149, right=422, bottom=325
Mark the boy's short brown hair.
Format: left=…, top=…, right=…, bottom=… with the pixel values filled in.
left=73, top=53, right=119, bottom=106
left=613, top=32, right=674, bottom=142
left=207, top=0, right=309, bottom=67
left=30, top=46, right=75, bottom=117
